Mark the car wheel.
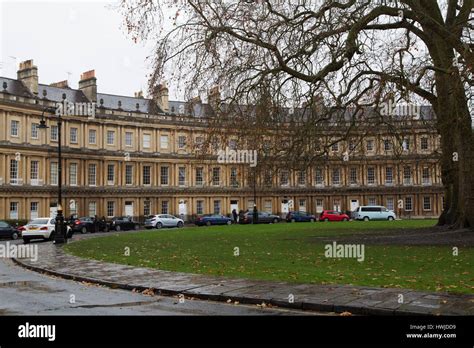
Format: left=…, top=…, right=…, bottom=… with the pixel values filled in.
left=343, top=218, right=348, bottom=221
left=226, top=220, right=232, bottom=225
left=206, top=221, right=211, bottom=226
left=134, top=224, right=140, bottom=230
left=177, top=221, right=184, bottom=228
left=363, top=217, right=369, bottom=221
left=310, top=218, right=315, bottom=223
left=23, top=238, right=30, bottom=244
left=115, top=225, right=121, bottom=232
left=104, top=226, right=109, bottom=232
left=273, top=218, right=279, bottom=224
left=324, top=218, right=329, bottom=222
left=388, top=216, right=394, bottom=221
left=155, top=222, right=163, bottom=229
left=11, top=232, right=19, bottom=240
left=291, top=219, right=296, bottom=223
left=81, top=227, right=87, bottom=234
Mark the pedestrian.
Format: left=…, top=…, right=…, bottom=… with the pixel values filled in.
left=238, top=209, right=245, bottom=223
left=232, top=209, right=238, bottom=224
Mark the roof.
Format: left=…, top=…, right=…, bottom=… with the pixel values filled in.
left=0, top=77, right=34, bottom=97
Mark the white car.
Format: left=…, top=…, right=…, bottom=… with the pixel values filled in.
left=22, top=217, right=71, bottom=244
left=144, top=214, right=184, bottom=229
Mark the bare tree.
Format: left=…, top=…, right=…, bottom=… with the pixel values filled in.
left=121, top=0, right=474, bottom=228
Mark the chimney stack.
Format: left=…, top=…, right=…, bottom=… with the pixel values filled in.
left=152, top=83, right=169, bottom=113
left=50, top=80, right=69, bottom=89
left=17, top=59, right=38, bottom=95
left=134, top=91, right=144, bottom=98
left=208, top=86, right=221, bottom=110
left=79, top=70, right=97, bottom=102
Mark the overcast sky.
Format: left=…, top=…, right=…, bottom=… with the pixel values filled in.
left=0, top=0, right=166, bottom=99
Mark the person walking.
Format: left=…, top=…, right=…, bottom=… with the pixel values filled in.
left=232, top=209, right=238, bottom=224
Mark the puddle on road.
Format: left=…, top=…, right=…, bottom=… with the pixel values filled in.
left=0, top=280, right=61, bottom=293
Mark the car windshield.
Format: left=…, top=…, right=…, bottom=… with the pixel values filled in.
left=30, top=219, right=49, bottom=225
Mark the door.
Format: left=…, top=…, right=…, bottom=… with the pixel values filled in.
left=350, top=199, right=359, bottom=212
left=125, top=202, right=134, bottom=217
left=230, top=200, right=239, bottom=215
left=178, top=200, right=187, bottom=221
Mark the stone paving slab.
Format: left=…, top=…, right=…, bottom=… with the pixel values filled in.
left=12, top=242, right=474, bottom=316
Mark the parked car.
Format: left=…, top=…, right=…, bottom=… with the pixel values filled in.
left=240, top=212, right=281, bottom=224
left=144, top=214, right=184, bottom=229
left=108, top=217, right=141, bottom=231
left=319, top=210, right=350, bottom=222
left=0, top=220, right=20, bottom=240
left=22, top=217, right=72, bottom=244
left=352, top=206, right=396, bottom=221
left=286, top=211, right=317, bottom=223
left=195, top=214, right=232, bottom=226
left=70, top=217, right=109, bottom=234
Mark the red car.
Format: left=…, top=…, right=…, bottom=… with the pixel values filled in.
left=319, top=210, right=350, bottom=222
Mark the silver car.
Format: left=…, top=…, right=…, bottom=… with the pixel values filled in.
left=144, top=214, right=184, bottom=229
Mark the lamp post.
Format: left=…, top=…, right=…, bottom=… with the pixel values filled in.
left=252, top=166, right=258, bottom=224
left=39, top=106, right=67, bottom=244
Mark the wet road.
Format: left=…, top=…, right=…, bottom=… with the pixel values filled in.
left=0, top=239, right=326, bottom=315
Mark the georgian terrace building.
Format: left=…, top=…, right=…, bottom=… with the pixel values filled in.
left=0, top=59, right=444, bottom=221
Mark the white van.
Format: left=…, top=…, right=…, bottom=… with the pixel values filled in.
left=352, top=206, right=396, bottom=221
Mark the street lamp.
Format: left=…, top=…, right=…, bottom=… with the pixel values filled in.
left=38, top=106, right=68, bottom=244
left=252, top=166, right=258, bottom=224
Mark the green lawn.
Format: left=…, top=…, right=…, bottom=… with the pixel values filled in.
left=64, top=220, right=474, bottom=294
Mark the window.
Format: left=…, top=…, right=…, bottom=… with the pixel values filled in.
left=421, top=137, right=429, bottom=150
left=107, top=164, right=115, bottom=185
left=178, top=136, right=186, bottom=149
left=405, top=197, right=413, bottom=211
left=212, top=167, right=220, bottom=186
left=10, top=120, right=19, bottom=137
left=69, top=163, right=78, bottom=186
left=125, top=132, right=133, bottom=147
left=423, top=196, right=431, bottom=211
left=70, top=127, right=78, bottom=144
left=196, top=200, right=204, bottom=215
left=125, top=165, right=133, bottom=185
left=386, top=197, right=394, bottom=211
left=178, top=167, right=186, bottom=186
left=403, top=166, right=412, bottom=185
left=230, top=167, right=238, bottom=187
left=161, top=201, right=169, bottom=214
left=195, top=167, right=204, bottom=186
left=264, top=170, right=272, bottom=187
left=366, top=139, right=374, bottom=151
left=160, top=166, right=169, bottom=185
left=367, top=167, right=376, bottom=185
left=422, top=167, right=430, bottom=184
left=50, top=162, right=58, bottom=186
left=143, top=165, right=151, bottom=185
left=349, top=140, right=356, bottom=151
left=88, top=202, right=97, bottom=217
left=144, top=200, right=151, bottom=216
left=107, top=130, right=115, bottom=145
left=349, top=167, right=357, bottom=185
left=402, top=138, right=410, bottom=151
left=299, top=199, right=306, bottom=212
left=107, top=201, right=115, bottom=217
left=31, top=123, right=39, bottom=139
left=298, top=170, right=306, bottom=186
left=30, top=160, right=39, bottom=182
left=160, top=135, right=169, bottom=149
left=280, top=170, right=289, bottom=186
left=368, top=197, right=377, bottom=206
left=51, top=125, right=58, bottom=141
left=385, top=167, right=393, bottom=184
left=10, top=159, right=19, bottom=184
left=9, top=202, right=19, bottom=219
left=88, top=129, right=96, bottom=144
left=315, top=168, right=324, bottom=185
left=213, top=200, right=221, bottom=214
left=229, top=139, right=237, bottom=150
left=316, top=199, right=324, bottom=213
left=331, top=142, right=339, bottom=152
left=383, top=139, right=392, bottom=151
left=88, top=164, right=97, bottom=186
left=332, top=168, right=340, bottom=185
left=143, top=134, right=151, bottom=148
left=30, top=202, right=39, bottom=220
left=264, top=200, right=272, bottom=213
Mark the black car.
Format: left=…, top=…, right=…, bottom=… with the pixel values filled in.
left=240, top=212, right=281, bottom=224
left=109, top=217, right=141, bottom=231
left=0, top=221, right=20, bottom=240
left=70, top=217, right=109, bottom=234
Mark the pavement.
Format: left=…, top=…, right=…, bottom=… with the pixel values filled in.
left=9, top=234, right=474, bottom=316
